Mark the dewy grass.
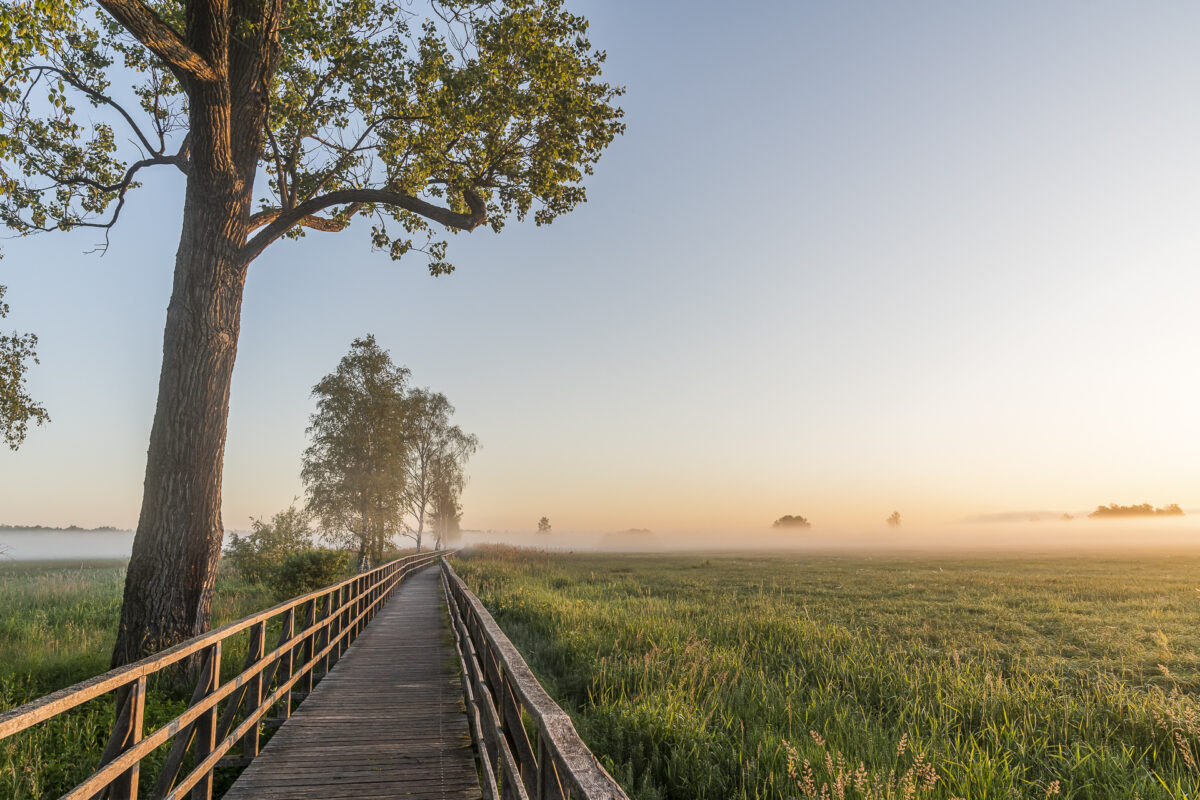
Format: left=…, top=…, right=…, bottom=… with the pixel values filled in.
left=0, top=559, right=273, bottom=799
left=454, top=547, right=1200, bottom=800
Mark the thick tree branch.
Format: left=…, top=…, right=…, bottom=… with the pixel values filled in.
left=239, top=187, right=486, bottom=266
left=247, top=203, right=364, bottom=233
left=96, top=0, right=219, bottom=84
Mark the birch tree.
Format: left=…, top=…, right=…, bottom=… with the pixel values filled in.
left=302, top=335, right=410, bottom=570
left=401, top=388, right=477, bottom=551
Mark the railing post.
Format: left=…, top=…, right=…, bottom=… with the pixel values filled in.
left=241, top=621, right=266, bottom=760
left=275, top=608, right=295, bottom=722
left=324, top=588, right=340, bottom=673
left=354, top=576, right=365, bottom=638
left=301, top=598, right=317, bottom=694
left=191, top=641, right=221, bottom=800
left=106, top=675, right=146, bottom=800
left=537, top=733, right=568, bottom=800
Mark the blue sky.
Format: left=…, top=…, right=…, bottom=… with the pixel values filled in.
left=3, top=1, right=1200, bottom=533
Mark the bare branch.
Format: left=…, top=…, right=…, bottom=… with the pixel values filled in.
left=20, top=155, right=181, bottom=240
left=26, top=66, right=159, bottom=156
left=96, top=0, right=220, bottom=84
left=240, top=187, right=486, bottom=266
left=44, top=152, right=182, bottom=192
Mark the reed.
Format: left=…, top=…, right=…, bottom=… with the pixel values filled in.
left=455, top=546, right=1200, bottom=800
left=0, top=559, right=273, bottom=799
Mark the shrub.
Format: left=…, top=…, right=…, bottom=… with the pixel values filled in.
left=268, top=549, right=351, bottom=600
left=225, top=504, right=313, bottom=583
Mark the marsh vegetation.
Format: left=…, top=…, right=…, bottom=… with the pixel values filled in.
left=0, top=561, right=271, bottom=799
left=455, top=547, right=1200, bottom=799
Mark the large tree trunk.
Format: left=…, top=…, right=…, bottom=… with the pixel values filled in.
left=110, top=178, right=250, bottom=667
left=106, top=2, right=278, bottom=668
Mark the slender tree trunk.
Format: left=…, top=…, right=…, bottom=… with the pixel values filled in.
left=111, top=178, right=250, bottom=666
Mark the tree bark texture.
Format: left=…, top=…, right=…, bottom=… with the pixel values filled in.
left=111, top=2, right=279, bottom=665
left=111, top=178, right=251, bottom=666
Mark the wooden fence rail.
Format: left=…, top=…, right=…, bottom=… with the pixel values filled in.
left=441, top=557, right=629, bottom=800
left=0, top=550, right=443, bottom=800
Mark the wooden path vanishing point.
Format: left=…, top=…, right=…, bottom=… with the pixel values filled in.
left=222, top=565, right=482, bottom=800
left=0, top=553, right=629, bottom=800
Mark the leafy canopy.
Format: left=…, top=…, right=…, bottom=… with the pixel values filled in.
left=302, top=334, right=412, bottom=562
left=0, top=284, right=49, bottom=449
left=224, top=503, right=313, bottom=583
left=401, top=387, right=478, bottom=542
left=0, top=0, right=624, bottom=270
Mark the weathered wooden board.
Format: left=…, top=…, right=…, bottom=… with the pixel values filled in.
left=222, top=565, right=482, bottom=800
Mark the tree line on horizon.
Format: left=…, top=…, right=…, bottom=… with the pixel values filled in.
left=1088, top=503, right=1184, bottom=519
left=771, top=511, right=902, bottom=529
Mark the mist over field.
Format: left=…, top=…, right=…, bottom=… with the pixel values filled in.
left=459, top=516, right=1200, bottom=554
left=6, top=517, right=1200, bottom=562
left=0, top=529, right=134, bottom=560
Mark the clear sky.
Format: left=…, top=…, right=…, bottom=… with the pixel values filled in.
left=2, top=1, right=1200, bottom=534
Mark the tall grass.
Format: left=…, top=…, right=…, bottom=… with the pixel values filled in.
left=0, top=559, right=273, bottom=799
left=455, top=547, right=1200, bottom=799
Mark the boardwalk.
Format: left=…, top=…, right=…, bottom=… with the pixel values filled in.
left=0, top=553, right=627, bottom=799
left=222, top=565, right=482, bottom=800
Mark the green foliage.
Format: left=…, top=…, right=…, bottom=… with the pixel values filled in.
left=402, top=387, right=478, bottom=550
left=0, top=559, right=272, bottom=798
left=267, top=549, right=351, bottom=601
left=1089, top=504, right=1184, bottom=518
left=224, top=503, right=313, bottom=584
left=0, top=0, right=623, bottom=272
left=303, top=336, right=478, bottom=558
left=429, top=465, right=465, bottom=549
left=457, top=548, right=1200, bottom=799
left=772, top=515, right=811, bottom=529
left=0, top=285, right=49, bottom=449
left=303, top=334, right=411, bottom=565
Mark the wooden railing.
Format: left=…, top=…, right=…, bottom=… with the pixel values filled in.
left=0, top=550, right=442, bottom=800
left=441, top=558, right=630, bottom=800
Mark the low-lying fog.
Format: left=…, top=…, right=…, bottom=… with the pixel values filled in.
left=5, top=519, right=1200, bottom=562
left=458, top=517, right=1200, bottom=554
left=0, top=528, right=135, bottom=561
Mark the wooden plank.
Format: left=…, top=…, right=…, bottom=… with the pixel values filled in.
left=221, top=565, right=483, bottom=800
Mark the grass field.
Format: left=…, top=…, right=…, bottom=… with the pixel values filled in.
left=453, top=547, right=1200, bottom=800
left=0, top=559, right=273, bottom=799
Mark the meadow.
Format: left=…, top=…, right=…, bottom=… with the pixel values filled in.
left=453, top=547, right=1200, bottom=800
left=0, top=559, right=273, bottom=799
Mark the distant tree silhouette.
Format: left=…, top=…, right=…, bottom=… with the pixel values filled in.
left=537, top=517, right=552, bottom=534
left=772, top=515, right=811, bottom=529
left=1061, top=513, right=1074, bottom=521
left=1088, top=503, right=1184, bottom=519
left=887, top=511, right=901, bottom=528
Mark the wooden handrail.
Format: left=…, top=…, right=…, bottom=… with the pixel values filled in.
left=441, top=557, right=629, bottom=800
left=0, top=550, right=446, bottom=800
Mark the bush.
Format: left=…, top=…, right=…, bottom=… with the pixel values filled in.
left=268, top=549, right=351, bottom=600
left=225, top=504, right=313, bottom=583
